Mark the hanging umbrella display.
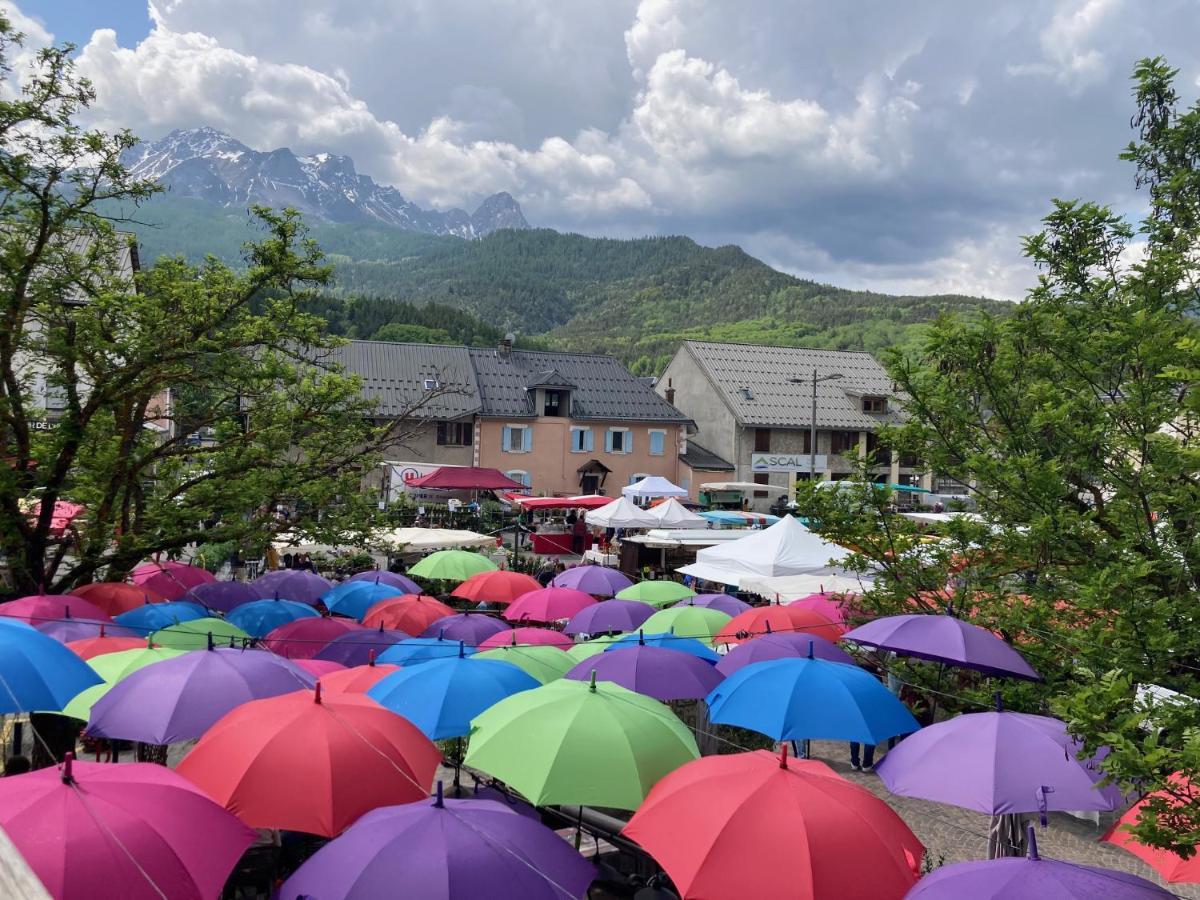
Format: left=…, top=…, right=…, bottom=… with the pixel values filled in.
left=177, top=687, right=441, bottom=837
left=69, top=582, right=166, bottom=616
left=564, top=599, right=655, bottom=637
left=623, top=747, right=923, bottom=900
left=0, top=753, right=253, bottom=900
left=0, top=620, right=102, bottom=714
left=714, top=604, right=843, bottom=646
left=66, top=634, right=147, bottom=661
left=706, top=657, right=918, bottom=744
left=320, top=660, right=401, bottom=693
left=716, top=632, right=855, bottom=676
left=504, top=587, right=597, bottom=623
left=605, top=630, right=720, bottom=663
left=419, top=612, right=511, bottom=645
left=87, top=644, right=315, bottom=744
left=293, top=658, right=347, bottom=678
left=566, top=633, right=625, bottom=662
left=182, top=580, right=259, bottom=613
left=314, top=627, right=409, bottom=667
left=451, top=569, right=541, bottom=605
left=0, top=593, right=113, bottom=625
left=279, top=789, right=595, bottom=900
left=149, top=617, right=251, bottom=651
left=114, top=600, right=208, bottom=634
left=227, top=597, right=320, bottom=637
left=670, top=593, right=752, bottom=617
left=410, top=550, right=499, bottom=582
left=639, top=606, right=732, bottom=643
left=842, top=614, right=1041, bottom=681
left=478, top=627, right=574, bottom=652
left=36, top=616, right=139, bottom=643
left=379, top=636, right=477, bottom=667
left=552, top=564, right=635, bottom=597
left=363, top=594, right=455, bottom=634
left=263, top=616, right=365, bottom=659
left=565, top=644, right=723, bottom=701
left=323, top=581, right=405, bottom=620
left=61, top=645, right=189, bottom=721
left=349, top=570, right=423, bottom=593
left=473, top=645, right=575, bottom=684
left=251, top=569, right=332, bottom=605
left=1103, top=773, right=1200, bottom=883
left=466, top=674, right=699, bottom=809
left=615, top=581, right=696, bottom=608
left=132, top=561, right=216, bottom=600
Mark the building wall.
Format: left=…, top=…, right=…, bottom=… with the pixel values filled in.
left=656, top=350, right=738, bottom=464
left=366, top=417, right=476, bottom=497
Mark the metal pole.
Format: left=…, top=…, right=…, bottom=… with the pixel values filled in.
left=810, top=366, right=818, bottom=482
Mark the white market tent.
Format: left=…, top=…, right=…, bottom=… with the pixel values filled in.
left=621, top=476, right=689, bottom=499
left=740, top=572, right=874, bottom=604
left=372, top=527, right=495, bottom=552
left=646, top=498, right=708, bottom=529
left=677, top=515, right=850, bottom=587
left=698, top=481, right=788, bottom=495
left=585, top=496, right=658, bottom=529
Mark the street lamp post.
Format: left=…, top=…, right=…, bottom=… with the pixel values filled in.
left=789, top=369, right=844, bottom=481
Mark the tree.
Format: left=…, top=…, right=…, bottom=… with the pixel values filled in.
left=371, top=322, right=454, bottom=344
left=795, top=58, right=1200, bottom=855
left=0, top=18, right=434, bottom=594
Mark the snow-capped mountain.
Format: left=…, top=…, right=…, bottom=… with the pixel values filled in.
left=121, top=127, right=529, bottom=238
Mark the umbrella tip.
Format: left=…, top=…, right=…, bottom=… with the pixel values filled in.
left=207, top=632, right=214, bottom=651
left=61, top=751, right=75, bottom=784
left=368, top=649, right=376, bottom=666
left=589, top=670, right=597, bottom=692
left=314, top=682, right=322, bottom=704
left=994, top=690, right=1003, bottom=712
left=638, top=629, right=645, bottom=646
left=99, top=624, right=106, bottom=637
left=807, top=640, right=814, bottom=659
left=765, top=621, right=773, bottom=634
left=779, top=742, right=789, bottom=769
left=434, top=780, right=445, bottom=807
left=1026, top=825, right=1039, bottom=861
left=459, top=641, right=465, bottom=659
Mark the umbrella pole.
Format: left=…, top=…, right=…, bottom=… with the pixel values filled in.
left=454, top=737, right=463, bottom=792
left=574, top=805, right=584, bottom=851
left=928, top=662, right=945, bottom=725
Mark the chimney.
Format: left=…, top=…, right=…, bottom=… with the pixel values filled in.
left=499, top=333, right=514, bottom=356
left=665, top=377, right=675, bottom=405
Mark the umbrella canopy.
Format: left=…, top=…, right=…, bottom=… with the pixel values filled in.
left=504, top=587, right=597, bottom=623
left=370, top=655, right=539, bottom=740
left=566, top=633, right=625, bottom=662
left=263, top=616, right=365, bottom=659
left=0, top=593, right=113, bottom=625
left=584, top=497, right=658, bottom=529
left=451, top=570, right=542, bottom=605
left=279, top=792, right=595, bottom=900
left=622, top=475, right=688, bottom=498
left=842, top=614, right=1041, bottom=681
left=378, top=635, right=477, bottom=666
left=315, top=627, right=410, bottom=667
left=564, top=599, right=656, bottom=636
left=623, top=749, right=923, bottom=900
left=465, top=675, right=700, bottom=809
left=472, top=645, right=575, bottom=684
left=0, top=754, right=253, bottom=900
left=410, top=550, right=500, bottom=582
left=640, top=606, right=731, bottom=643
left=615, top=581, right=696, bottom=608
left=149, top=617, right=250, bottom=651
left=131, top=561, right=216, bottom=600
left=114, top=601, right=208, bottom=634
left=566, top=645, right=723, bottom=701
left=178, top=687, right=442, bottom=837
left=293, top=658, right=347, bottom=678
left=321, top=661, right=401, bottom=693
left=671, top=593, right=752, bottom=617
left=0, top=619, right=103, bottom=714
left=716, top=632, right=855, bottom=676
left=87, top=645, right=315, bottom=744
left=180, top=580, right=259, bottom=613
left=790, top=591, right=859, bottom=626
left=349, top=570, right=423, bottom=593
left=363, top=594, right=455, bottom=634
left=408, top=466, right=527, bottom=490
left=251, top=570, right=332, bottom=605
left=1103, top=774, right=1200, bottom=883
left=552, top=565, right=634, bottom=597
left=714, top=604, right=844, bottom=646
left=606, top=630, right=720, bottom=662
left=227, top=598, right=320, bottom=637
left=478, top=626, right=574, bottom=651
left=70, top=582, right=166, bottom=616
left=36, top=617, right=140, bottom=643
left=66, top=635, right=147, bottom=661
left=707, top=658, right=918, bottom=744
left=62, top=645, right=188, bottom=721
left=419, top=612, right=511, bottom=645
left=875, top=711, right=1121, bottom=815
left=323, top=581, right=406, bottom=620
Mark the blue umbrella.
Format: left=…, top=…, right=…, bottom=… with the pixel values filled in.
left=0, top=619, right=103, bottom=713
left=114, top=601, right=208, bottom=635
left=378, top=636, right=478, bottom=667
left=348, top=570, right=422, bottom=594
left=605, top=630, right=719, bottom=663
left=368, top=654, right=538, bottom=740
left=227, top=598, right=320, bottom=638
left=706, top=657, right=919, bottom=744
left=322, top=582, right=405, bottom=621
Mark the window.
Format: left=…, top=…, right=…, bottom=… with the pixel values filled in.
left=605, top=427, right=632, bottom=454
left=865, top=432, right=890, bottom=465
left=506, top=470, right=532, bottom=490
left=43, top=379, right=67, bottom=412
left=502, top=424, right=532, bottom=453
left=754, top=428, right=771, bottom=452
left=436, top=421, right=473, bottom=447
left=934, top=475, right=968, bottom=495
left=899, top=452, right=920, bottom=468
left=631, top=472, right=650, bottom=484
left=570, top=426, right=594, bottom=453
left=862, top=396, right=888, bottom=414
left=423, top=377, right=441, bottom=390
left=829, top=430, right=859, bottom=454
left=753, top=472, right=770, bottom=498
left=543, top=390, right=564, bottom=417
left=649, top=429, right=666, bottom=456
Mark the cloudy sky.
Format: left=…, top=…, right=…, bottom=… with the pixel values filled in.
left=8, top=0, right=1200, bottom=299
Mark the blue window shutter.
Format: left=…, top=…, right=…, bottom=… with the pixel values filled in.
left=625, top=431, right=633, bottom=454
left=650, top=431, right=664, bottom=455
left=585, top=428, right=594, bottom=452
left=522, top=427, right=532, bottom=452
left=523, top=472, right=532, bottom=488
left=604, top=429, right=614, bottom=453
left=502, top=425, right=512, bottom=452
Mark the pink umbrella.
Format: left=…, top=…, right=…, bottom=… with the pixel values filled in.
left=0, top=752, right=253, bottom=899
left=503, top=587, right=597, bottom=623
left=263, top=616, right=366, bottom=659
left=293, top=658, right=348, bottom=678
left=792, top=591, right=859, bottom=626
left=0, top=593, right=113, bottom=625
left=478, top=627, right=574, bottom=651
left=132, top=561, right=216, bottom=600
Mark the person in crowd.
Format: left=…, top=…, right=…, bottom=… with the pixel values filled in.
left=572, top=514, right=588, bottom=554
left=849, top=742, right=875, bottom=771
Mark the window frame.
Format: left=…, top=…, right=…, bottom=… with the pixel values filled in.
left=648, top=428, right=667, bottom=456
left=502, top=424, right=532, bottom=453
left=570, top=425, right=593, bottom=453
left=436, top=420, right=473, bottom=447
left=606, top=426, right=631, bottom=454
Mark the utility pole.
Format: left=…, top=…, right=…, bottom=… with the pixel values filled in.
left=789, top=368, right=843, bottom=482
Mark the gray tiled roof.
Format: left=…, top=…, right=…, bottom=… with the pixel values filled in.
left=468, top=348, right=690, bottom=423
left=524, top=369, right=577, bottom=390
left=318, top=340, right=481, bottom=419
left=682, top=340, right=905, bottom=430
left=680, top=441, right=734, bottom=471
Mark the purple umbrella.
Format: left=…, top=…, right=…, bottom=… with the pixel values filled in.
left=420, top=613, right=511, bottom=645
left=315, top=627, right=408, bottom=667
left=842, top=614, right=1040, bottom=681
left=565, top=645, right=723, bottom=701
left=279, top=788, right=594, bottom=900
left=715, top=632, right=855, bottom=677
left=350, top=570, right=423, bottom=594
left=671, top=593, right=752, bottom=617
left=876, top=711, right=1121, bottom=815
left=551, top=565, right=634, bottom=597
left=36, top=618, right=140, bottom=643
left=908, top=826, right=1173, bottom=898
left=563, top=599, right=656, bottom=636
left=182, top=580, right=259, bottom=613
left=87, top=644, right=315, bottom=744
left=251, top=570, right=332, bottom=606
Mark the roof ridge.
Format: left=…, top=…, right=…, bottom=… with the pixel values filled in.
left=682, top=339, right=879, bottom=356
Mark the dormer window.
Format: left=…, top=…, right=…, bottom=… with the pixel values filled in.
left=423, top=377, right=441, bottom=390
left=862, top=396, right=888, bottom=413
left=543, top=389, right=564, bottom=417
left=739, top=387, right=755, bottom=401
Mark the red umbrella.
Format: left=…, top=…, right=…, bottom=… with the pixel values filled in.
left=66, top=635, right=148, bottom=661
left=452, top=571, right=542, bottom=606
left=131, top=561, right=216, bottom=600
left=177, top=686, right=441, bottom=837
left=1103, top=773, right=1200, bottom=882
left=263, top=617, right=366, bottom=659
left=477, top=627, right=574, bottom=652
left=407, top=466, right=526, bottom=490
left=0, top=593, right=113, bottom=625
left=624, top=747, right=923, bottom=900
left=504, top=587, right=597, bottom=623
left=321, top=661, right=401, bottom=693
left=293, top=658, right=348, bottom=678
left=714, top=604, right=844, bottom=646
left=70, top=582, right=166, bottom=616
left=362, top=595, right=455, bottom=635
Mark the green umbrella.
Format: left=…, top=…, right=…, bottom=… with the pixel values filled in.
left=150, top=618, right=250, bottom=651
left=409, top=550, right=499, bottom=582
left=639, top=607, right=732, bottom=644
left=565, top=633, right=625, bottom=663
left=615, top=581, right=696, bottom=608
left=61, top=646, right=186, bottom=720
left=465, top=674, right=700, bottom=809
left=473, top=645, right=574, bottom=684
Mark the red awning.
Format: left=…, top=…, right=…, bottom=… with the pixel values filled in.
left=407, top=466, right=527, bottom=491
left=513, top=494, right=614, bottom=510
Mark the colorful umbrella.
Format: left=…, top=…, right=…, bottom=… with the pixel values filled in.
left=624, top=748, right=923, bottom=900
left=714, top=604, right=844, bottom=646
left=605, top=630, right=720, bottom=662
left=615, top=580, right=696, bottom=608
left=472, top=645, right=575, bottom=684
left=504, top=587, right=597, bottom=623
left=61, top=645, right=188, bottom=721
left=639, top=606, right=732, bottom=643
left=293, top=658, right=347, bottom=678
left=552, top=564, right=634, bottom=597
left=715, top=632, right=855, bottom=676
left=323, top=581, right=405, bottom=620
left=0, top=753, right=253, bottom=900
left=370, top=653, right=539, bottom=740
left=842, top=614, right=1041, bottom=681
left=114, top=600, right=208, bottom=634
left=0, top=619, right=102, bottom=714
left=379, top=636, right=477, bottom=667
left=251, top=569, right=332, bottom=605
left=177, top=687, right=442, bottom=836
left=349, top=570, right=422, bottom=593
left=563, top=599, right=655, bottom=637
left=565, top=633, right=625, bottom=662
left=875, top=711, right=1121, bottom=815
left=566, top=644, right=723, bottom=701
left=419, top=612, right=511, bottom=645
left=451, top=569, right=540, bottom=605
left=69, top=582, right=166, bottom=616
left=466, top=674, right=700, bottom=809
left=410, top=550, right=499, bottom=582
left=280, top=790, right=594, bottom=900
left=227, top=597, right=320, bottom=637
left=478, top=626, right=574, bottom=651
left=36, top=616, right=139, bottom=643
left=131, top=561, right=216, bottom=600
left=66, top=634, right=147, bottom=660
left=87, top=645, right=315, bottom=744
left=363, top=594, right=455, bottom=634
left=671, top=593, right=752, bottom=617
left=314, top=627, right=409, bottom=667
left=707, top=657, right=918, bottom=743
left=181, top=580, right=259, bottom=613
left=791, top=590, right=859, bottom=626
left=320, top=661, right=401, bottom=693
left=0, top=593, right=112, bottom=625
left=263, top=615, right=365, bottom=659
left=149, top=617, right=250, bottom=651
left=1103, top=774, right=1200, bottom=883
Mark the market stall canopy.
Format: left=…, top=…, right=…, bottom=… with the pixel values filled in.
left=408, top=466, right=526, bottom=491
left=271, top=532, right=359, bottom=556
left=621, top=476, right=688, bottom=499
left=678, top=515, right=850, bottom=587
left=646, top=498, right=708, bottom=529
left=584, top=497, right=658, bottom=529
left=511, top=494, right=613, bottom=510
left=699, top=510, right=780, bottom=527
left=372, top=527, right=495, bottom=552
left=740, top=572, right=874, bottom=603
left=20, top=499, right=85, bottom=537
left=698, top=481, right=788, bottom=495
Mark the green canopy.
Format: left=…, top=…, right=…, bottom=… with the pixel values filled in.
left=472, top=645, right=574, bottom=684
left=565, top=633, right=625, bottom=663
left=639, top=606, right=732, bottom=644
left=150, top=618, right=250, bottom=651
left=615, top=581, right=696, bottom=608
left=409, top=550, right=499, bottom=582
left=465, top=675, right=700, bottom=809
left=61, top=646, right=186, bottom=720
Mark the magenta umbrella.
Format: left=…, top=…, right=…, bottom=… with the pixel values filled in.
left=715, top=632, right=856, bottom=676
left=504, top=588, right=596, bottom=623
left=420, top=613, right=511, bottom=645
left=350, top=570, right=423, bottom=594
left=791, top=591, right=858, bottom=626
left=131, top=561, right=216, bottom=600
left=565, top=644, right=723, bottom=701
left=263, top=616, right=365, bottom=659
left=563, top=599, right=656, bottom=637
left=671, top=593, right=752, bottom=617
left=551, top=565, right=634, bottom=597
left=477, top=627, right=573, bottom=651
left=0, top=752, right=253, bottom=900
left=0, top=593, right=113, bottom=625
left=251, top=569, right=332, bottom=605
